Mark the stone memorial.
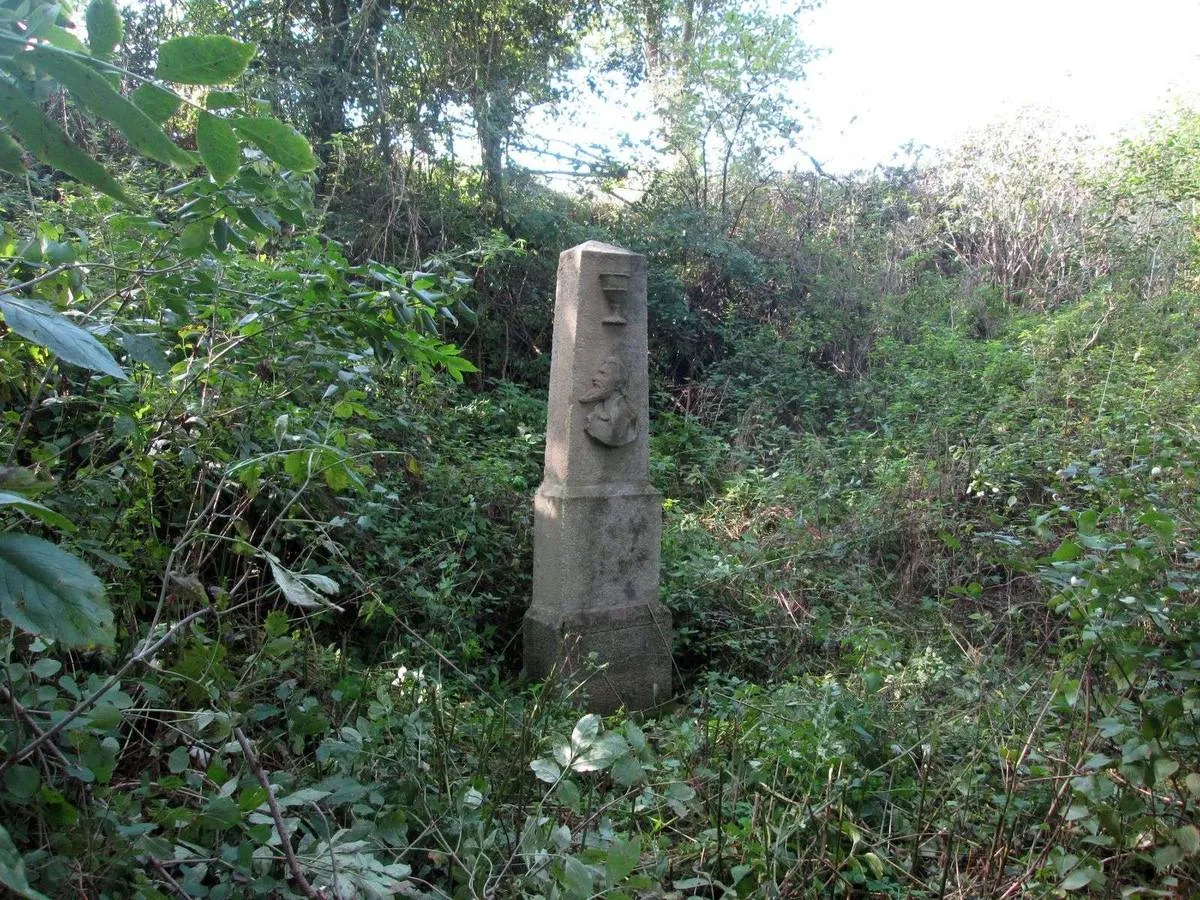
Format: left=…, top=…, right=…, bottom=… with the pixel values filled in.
left=523, top=241, right=673, bottom=712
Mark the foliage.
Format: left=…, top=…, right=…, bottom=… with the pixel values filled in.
left=2, top=0, right=1200, bottom=896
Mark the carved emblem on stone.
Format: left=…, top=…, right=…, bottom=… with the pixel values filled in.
left=579, top=355, right=638, bottom=447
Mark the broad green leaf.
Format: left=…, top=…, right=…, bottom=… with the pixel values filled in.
left=37, top=25, right=87, bottom=55
left=85, top=0, right=123, bottom=59
left=233, top=116, right=316, bottom=172
left=0, top=296, right=127, bottom=380
left=1186, top=772, right=1200, bottom=796
left=1153, top=844, right=1183, bottom=871
left=1051, top=540, right=1082, bottom=562
left=30, top=658, right=61, bottom=678
left=0, top=533, right=113, bottom=649
left=205, top=90, right=242, bottom=110
left=0, top=492, right=75, bottom=531
left=529, top=757, right=561, bottom=784
left=609, top=754, right=644, bottom=787
left=605, top=835, right=641, bottom=887
left=4, top=765, right=40, bottom=802
left=178, top=220, right=211, bottom=252
left=0, top=130, right=25, bottom=175
left=1140, top=508, right=1176, bottom=544
left=0, top=824, right=51, bottom=900
left=0, top=77, right=128, bottom=202
left=167, top=745, right=190, bottom=774
left=0, top=468, right=41, bottom=494
left=118, top=332, right=169, bottom=374
left=573, top=732, right=628, bottom=773
left=862, top=851, right=885, bottom=879
left=197, top=112, right=239, bottom=183
left=1154, top=757, right=1180, bottom=783
left=273, top=787, right=332, bottom=809
left=26, top=47, right=194, bottom=169
left=561, top=856, right=593, bottom=900
left=1176, top=825, right=1200, bottom=855
left=156, top=35, right=256, bottom=86
left=131, top=83, right=182, bottom=123
left=200, top=795, right=241, bottom=829
left=570, top=713, right=601, bottom=749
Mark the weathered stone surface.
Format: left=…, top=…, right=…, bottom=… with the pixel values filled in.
left=523, top=241, right=673, bottom=712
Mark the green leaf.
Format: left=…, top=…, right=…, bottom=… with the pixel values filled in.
left=274, top=787, right=332, bottom=809
left=0, top=130, right=26, bottom=175
left=178, top=220, right=211, bottom=253
left=1153, top=844, right=1183, bottom=871
left=1051, top=540, right=1082, bottom=562
left=0, top=824, right=51, bottom=900
left=1186, top=772, right=1200, bottom=796
left=85, top=0, right=124, bottom=60
left=156, top=35, right=257, bottom=86
left=1140, top=508, right=1176, bottom=544
left=118, top=332, right=169, bottom=374
left=200, top=795, right=241, bottom=830
left=42, top=26, right=88, bottom=55
left=530, top=757, right=561, bottom=784
left=167, top=745, right=190, bottom=774
left=4, top=765, right=41, bottom=802
left=1154, top=757, right=1180, bottom=784
left=1175, top=825, right=1200, bottom=856
left=605, top=835, right=641, bottom=887
left=264, top=610, right=289, bottom=639
left=25, top=47, right=194, bottom=169
left=1059, top=867, right=1098, bottom=891
left=131, top=83, right=182, bottom=124
left=263, top=551, right=344, bottom=613
left=0, top=533, right=113, bottom=649
left=0, top=492, right=75, bottom=531
left=30, top=657, right=61, bottom=678
left=205, top=90, right=242, bottom=110
left=561, top=856, right=593, bottom=900
left=0, top=77, right=128, bottom=202
left=232, top=116, right=316, bottom=172
left=197, top=112, right=239, bottom=183
left=573, top=732, right=628, bottom=773
left=609, top=754, right=644, bottom=787
left=570, top=713, right=601, bottom=749
left=0, top=296, right=127, bottom=380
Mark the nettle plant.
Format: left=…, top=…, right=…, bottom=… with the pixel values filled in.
left=1040, top=498, right=1200, bottom=892
left=0, top=0, right=479, bottom=643
left=0, top=2, right=482, bottom=895
left=0, top=0, right=319, bottom=639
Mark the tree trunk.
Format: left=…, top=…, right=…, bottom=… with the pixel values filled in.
left=476, top=88, right=510, bottom=227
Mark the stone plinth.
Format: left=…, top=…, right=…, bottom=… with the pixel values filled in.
left=523, top=241, right=673, bottom=712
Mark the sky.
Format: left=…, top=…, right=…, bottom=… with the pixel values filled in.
left=528, top=0, right=1200, bottom=178
left=796, top=0, right=1200, bottom=171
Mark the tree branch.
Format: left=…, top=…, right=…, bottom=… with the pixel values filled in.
left=234, top=727, right=322, bottom=900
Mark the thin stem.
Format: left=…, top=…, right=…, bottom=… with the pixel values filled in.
left=0, top=606, right=213, bottom=775
left=233, top=727, right=322, bottom=900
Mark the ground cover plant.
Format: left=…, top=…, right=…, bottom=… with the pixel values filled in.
left=2, top=1, right=1199, bottom=897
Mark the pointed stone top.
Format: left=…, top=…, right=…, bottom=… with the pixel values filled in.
left=569, top=240, right=636, bottom=256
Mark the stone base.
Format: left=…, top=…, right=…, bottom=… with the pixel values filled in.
left=523, top=603, right=673, bottom=713
left=524, top=482, right=672, bottom=713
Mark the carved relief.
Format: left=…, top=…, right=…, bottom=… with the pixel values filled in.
left=579, top=355, right=638, bottom=447
left=599, top=271, right=630, bottom=325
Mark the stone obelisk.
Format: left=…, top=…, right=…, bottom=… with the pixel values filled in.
left=523, top=241, right=672, bottom=712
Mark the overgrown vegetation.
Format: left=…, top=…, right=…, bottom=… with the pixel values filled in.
left=1, top=1, right=1198, bottom=897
